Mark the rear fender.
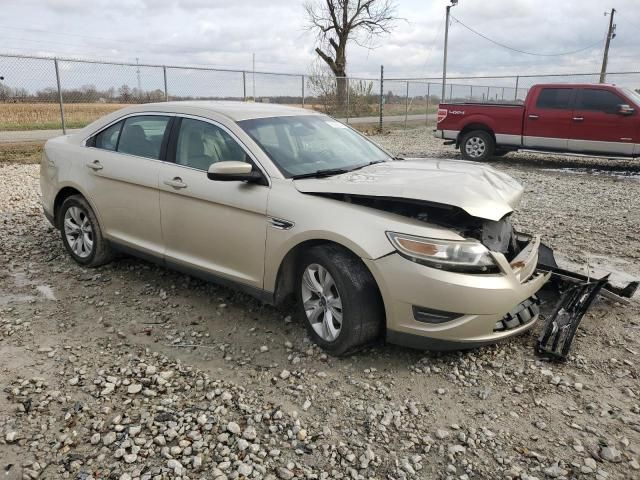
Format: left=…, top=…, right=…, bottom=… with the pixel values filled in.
left=458, top=115, right=497, bottom=144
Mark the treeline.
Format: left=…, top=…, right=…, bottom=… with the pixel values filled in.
left=0, top=82, right=307, bottom=104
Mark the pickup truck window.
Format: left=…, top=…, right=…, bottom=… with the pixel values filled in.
left=622, top=88, right=640, bottom=106
left=535, top=88, right=573, bottom=110
left=576, top=89, right=624, bottom=114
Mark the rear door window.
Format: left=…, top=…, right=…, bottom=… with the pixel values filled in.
left=117, top=115, right=171, bottom=160
left=576, top=89, right=624, bottom=114
left=535, top=88, right=573, bottom=109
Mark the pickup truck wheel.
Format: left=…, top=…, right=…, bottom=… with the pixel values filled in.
left=460, top=130, right=495, bottom=161
left=493, top=149, right=509, bottom=157
left=295, top=245, right=384, bottom=356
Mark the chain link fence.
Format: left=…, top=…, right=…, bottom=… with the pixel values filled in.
left=1, top=52, right=640, bottom=134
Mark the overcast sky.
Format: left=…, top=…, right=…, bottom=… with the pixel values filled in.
left=0, top=0, right=637, bottom=79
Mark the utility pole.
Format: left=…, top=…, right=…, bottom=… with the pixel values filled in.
left=441, top=0, right=458, bottom=101
left=252, top=53, right=256, bottom=101
left=599, top=8, right=616, bottom=83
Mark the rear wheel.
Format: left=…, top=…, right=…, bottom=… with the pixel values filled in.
left=460, top=130, right=495, bottom=161
left=493, top=149, right=510, bottom=157
left=295, top=245, right=383, bottom=356
left=58, top=195, right=113, bottom=267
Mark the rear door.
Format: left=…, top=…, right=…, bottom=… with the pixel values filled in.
left=85, top=114, right=172, bottom=255
left=568, top=88, right=637, bottom=156
left=158, top=116, right=270, bottom=289
left=523, top=87, right=575, bottom=150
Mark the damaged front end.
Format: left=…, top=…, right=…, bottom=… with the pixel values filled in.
left=318, top=193, right=638, bottom=358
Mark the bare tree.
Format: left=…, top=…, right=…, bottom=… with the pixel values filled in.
left=305, top=0, right=397, bottom=104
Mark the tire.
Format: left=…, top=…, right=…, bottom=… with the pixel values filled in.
left=58, top=195, right=113, bottom=267
left=493, top=149, right=509, bottom=157
left=460, top=130, right=495, bottom=161
left=295, top=244, right=384, bottom=356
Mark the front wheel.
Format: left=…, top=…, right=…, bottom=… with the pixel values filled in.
left=460, top=130, right=495, bottom=161
left=295, top=245, right=384, bottom=356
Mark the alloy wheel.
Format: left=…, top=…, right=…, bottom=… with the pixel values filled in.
left=301, top=263, right=343, bottom=341
left=465, top=136, right=486, bottom=158
left=63, top=206, right=94, bottom=258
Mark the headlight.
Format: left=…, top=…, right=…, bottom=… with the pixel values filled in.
left=386, top=232, right=499, bottom=273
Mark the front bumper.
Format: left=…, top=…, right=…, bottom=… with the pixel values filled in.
left=364, top=237, right=550, bottom=351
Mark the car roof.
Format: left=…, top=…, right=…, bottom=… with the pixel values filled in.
left=122, top=101, right=321, bottom=122
left=533, top=83, right=618, bottom=88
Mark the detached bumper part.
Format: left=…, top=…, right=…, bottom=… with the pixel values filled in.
left=536, top=275, right=609, bottom=360
left=534, top=242, right=637, bottom=360
left=494, top=296, right=540, bottom=332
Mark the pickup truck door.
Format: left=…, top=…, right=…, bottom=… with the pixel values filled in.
left=568, top=88, right=637, bottom=156
left=523, top=87, right=575, bottom=151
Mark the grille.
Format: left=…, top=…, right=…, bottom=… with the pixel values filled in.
left=494, top=296, right=540, bottom=332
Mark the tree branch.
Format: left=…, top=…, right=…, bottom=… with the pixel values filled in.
left=315, top=47, right=338, bottom=74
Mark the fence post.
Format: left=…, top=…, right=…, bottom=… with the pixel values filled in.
left=426, top=82, right=430, bottom=127
left=501, top=87, right=505, bottom=100
left=54, top=58, right=66, bottom=134
left=514, top=76, right=519, bottom=101
left=301, top=75, right=305, bottom=108
left=346, top=78, right=350, bottom=124
left=379, top=65, right=384, bottom=133
left=404, top=81, right=409, bottom=129
left=163, top=66, right=168, bottom=101
left=470, top=85, right=473, bottom=100
left=243, top=71, right=247, bottom=102
left=449, top=83, right=453, bottom=101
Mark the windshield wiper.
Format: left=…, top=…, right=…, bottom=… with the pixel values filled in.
left=291, top=160, right=387, bottom=180
left=291, top=167, right=353, bottom=180
left=348, top=160, right=387, bottom=172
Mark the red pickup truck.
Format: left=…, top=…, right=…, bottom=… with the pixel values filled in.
left=434, top=83, right=640, bottom=161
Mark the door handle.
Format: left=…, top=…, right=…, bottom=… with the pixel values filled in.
left=528, top=114, right=539, bottom=120
left=163, top=177, right=187, bottom=189
left=573, top=117, right=584, bottom=122
left=86, top=160, right=103, bottom=171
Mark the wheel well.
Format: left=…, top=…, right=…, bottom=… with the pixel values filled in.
left=273, top=240, right=382, bottom=308
left=458, top=124, right=495, bottom=146
left=53, top=187, right=82, bottom=225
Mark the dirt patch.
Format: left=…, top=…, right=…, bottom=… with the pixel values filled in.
left=0, top=143, right=43, bottom=165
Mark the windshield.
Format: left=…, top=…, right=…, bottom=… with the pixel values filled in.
left=238, top=115, right=391, bottom=178
left=622, top=88, right=640, bottom=107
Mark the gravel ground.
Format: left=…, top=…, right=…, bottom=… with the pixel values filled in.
left=1, top=132, right=639, bottom=480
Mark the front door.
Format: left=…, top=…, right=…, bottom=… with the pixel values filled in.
left=523, top=87, right=575, bottom=151
left=84, top=114, right=172, bottom=255
left=159, top=117, right=269, bottom=289
left=568, top=88, right=637, bottom=156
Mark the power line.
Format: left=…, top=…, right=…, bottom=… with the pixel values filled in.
left=450, top=15, right=604, bottom=57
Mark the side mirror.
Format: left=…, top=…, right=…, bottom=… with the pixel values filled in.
left=207, top=161, right=263, bottom=183
left=618, top=104, right=635, bottom=115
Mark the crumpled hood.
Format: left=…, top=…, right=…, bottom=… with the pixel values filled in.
left=293, top=158, right=524, bottom=221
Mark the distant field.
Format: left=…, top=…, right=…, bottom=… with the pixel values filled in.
left=0, top=103, right=127, bottom=131
left=0, top=101, right=437, bottom=132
